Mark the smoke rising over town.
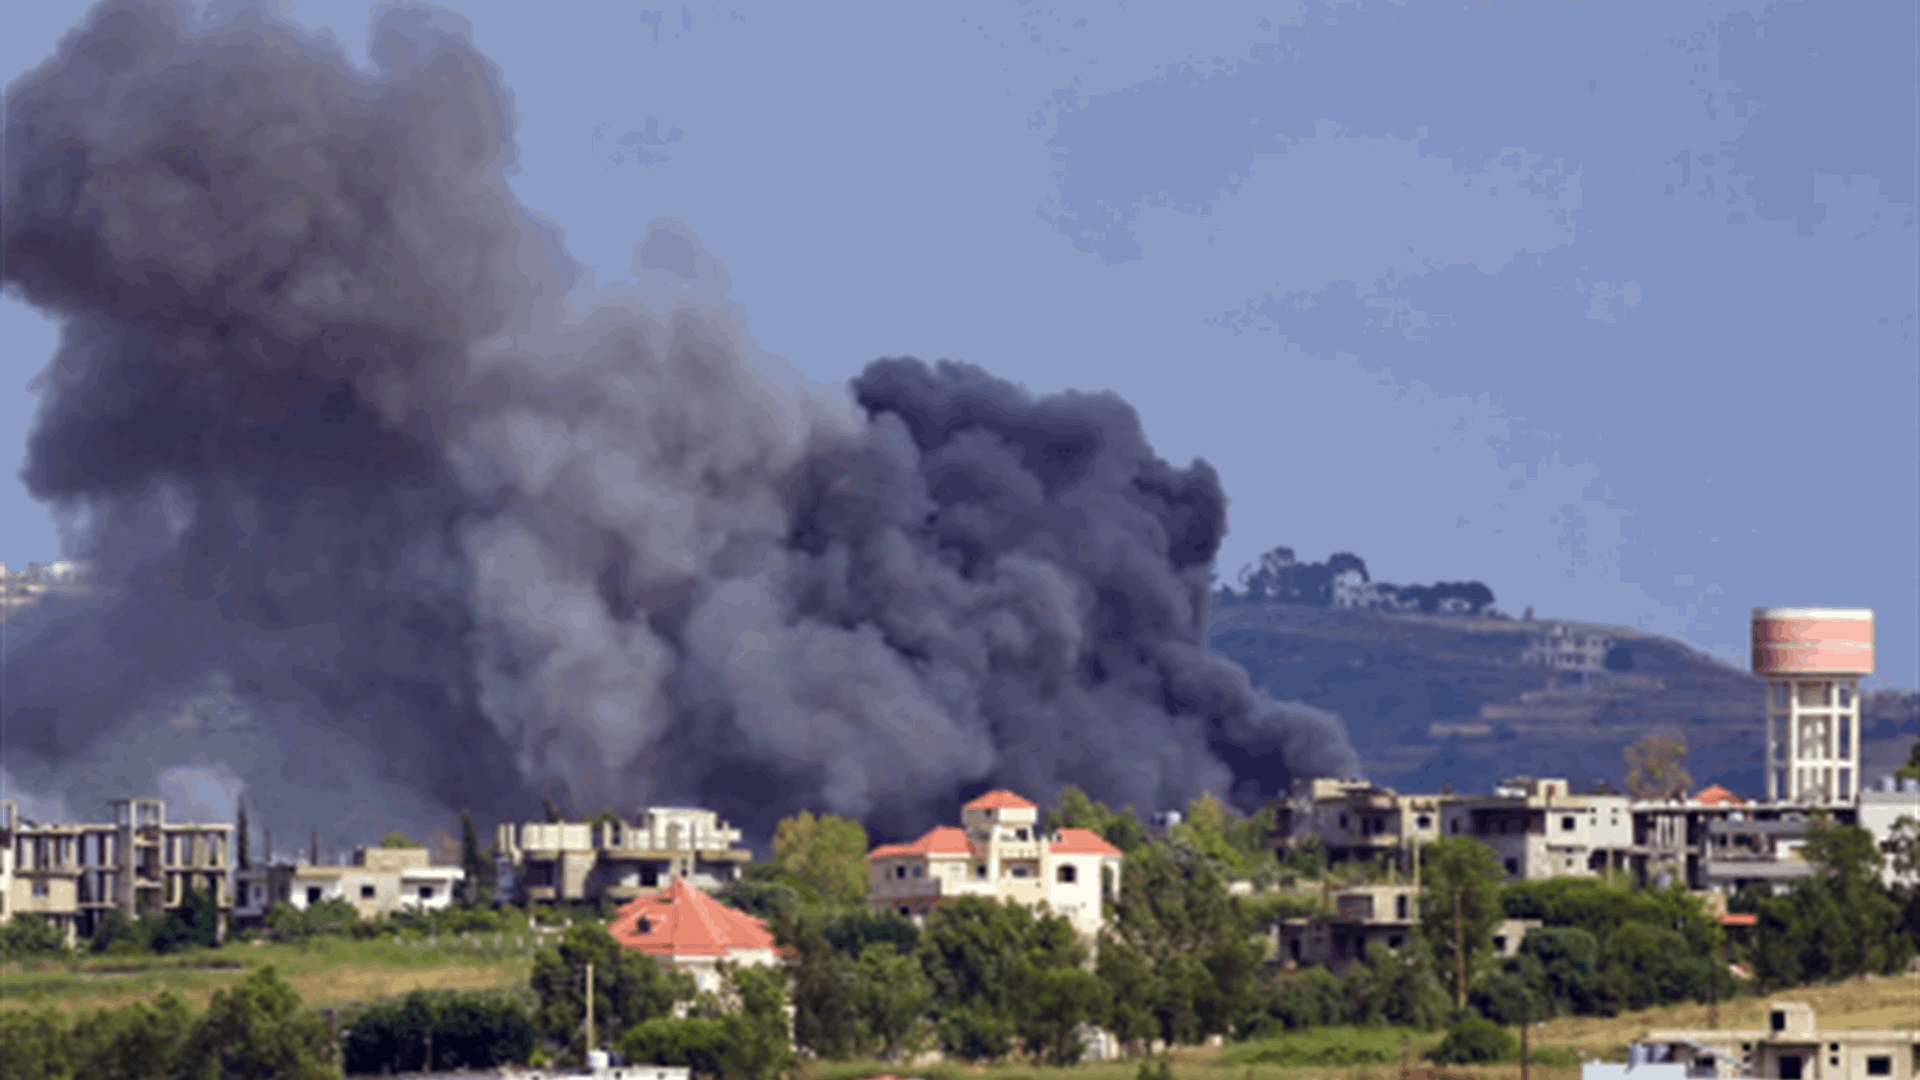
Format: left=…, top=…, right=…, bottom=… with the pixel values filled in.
left=1, top=0, right=1358, bottom=846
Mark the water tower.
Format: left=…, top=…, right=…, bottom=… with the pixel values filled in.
left=1752, top=608, right=1873, bottom=805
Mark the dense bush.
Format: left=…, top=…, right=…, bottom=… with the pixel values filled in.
left=342, top=989, right=536, bottom=1074
left=0, top=913, right=69, bottom=961
left=1428, top=1016, right=1516, bottom=1064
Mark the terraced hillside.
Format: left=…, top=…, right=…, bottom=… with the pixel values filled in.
left=1208, top=602, right=1918, bottom=797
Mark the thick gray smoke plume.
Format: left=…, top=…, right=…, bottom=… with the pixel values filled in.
left=2, top=0, right=1358, bottom=847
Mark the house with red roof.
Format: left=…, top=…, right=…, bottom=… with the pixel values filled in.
left=866, top=790, right=1124, bottom=940
left=607, top=876, right=780, bottom=996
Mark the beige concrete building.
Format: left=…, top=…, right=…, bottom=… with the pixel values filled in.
left=233, top=845, right=464, bottom=924
left=865, top=790, right=1124, bottom=941
left=1440, top=777, right=1634, bottom=882
left=494, top=807, right=752, bottom=905
left=1272, top=880, right=1539, bottom=974
left=0, top=796, right=232, bottom=945
left=1637, top=1001, right=1919, bottom=1080
left=1272, top=778, right=1448, bottom=874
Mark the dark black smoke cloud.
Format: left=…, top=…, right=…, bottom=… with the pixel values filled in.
left=1, top=0, right=1358, bottom=847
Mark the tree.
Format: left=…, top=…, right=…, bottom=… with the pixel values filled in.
left=1050, top=785, right=1150, bottom=853
left=1882, top=816, right=1920, bottom=880
left=1624, top=734, right=1692, bottom=800
left=73, top=990, right=196, bottom=1079
left=151, top=881, right=220, bottom=953
left=183, top=966, right=341, bottom=1080
left=529, top=924, right=691, bottom=1055
left=1516, top=926, right=1600, bottom=1016
left=621, top=964, right=792, bottom=1079
left=459, top=810, right=491, bottom=906
left=1897, top=737, right=1920, bottom=782
left=855, top=943, right=933, bottom=1060
left=771, top=811, right=870, bottom=907
left=916, top=896, right=1087, bottom=1062
left=380, top=831, right=415, bottom=849
left=1429, top=1016, right=1515, bottom=1064
left=1019, top=965, right=1110, bottom=1066
left=1415, top=837, right=1505, bottom=1009
left=1104, top=840, right=1267, bottom=1043
left=237, top=799, right=252, bottom=872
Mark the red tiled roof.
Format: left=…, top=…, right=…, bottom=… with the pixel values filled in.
left=867, top=825, right=978, bottom=861
left=607, top=877, right=776, bottom=957
left=1050, top=827, right=1123, bottom=857
left=1720, top=913, right=1758, bottom=926
left=1695, top=784, right=1747, bottom=806
left=963, top=789, right=1037, bottom=811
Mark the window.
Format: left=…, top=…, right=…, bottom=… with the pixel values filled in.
left=911, top=865, right=923, bottom=878
left=1416, top=814, right=1432, bottom=829
left=1771, top=1011, right=1787, bottom=1032
left=418, top=886, right=434, bottom=900
left=975, top=864, right=987, bottom=880
left=1014, top=828, right=1029, bottom=841
left=1504, top=858, right=1519, bottom=877
left=360, top=885, right=376, bottom=899
left=895, top=865, right=908, bottom=880
left=1779, top=1056, right=1802, bottom=1080
left=1866, top=1057, right=1891, bottom=1076
left=1339, top=814, right=1349, bottom=829
left=253, top=885, right=264, bottom=903
left=1395, top=895, right=1408, bottom=919
left=1450, top=819, right=1461, bottom=835
left=1562, top=816, right=1577, bottom=832
left=898, top=906, right=910, bottom=917
left=1493, top=935, right=1507, bottom=953
left=1388, top=935, right=1403, bottom=949
left=1057, top=864, right=1078, bottom=884
left=1010, top=865, right=1031, bottom=879
left=32, top=881, right=49, bottom=898
left=307, top=886, right=323, bottom=904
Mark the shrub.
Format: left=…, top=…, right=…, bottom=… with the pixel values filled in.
left=1428, top=1016, right=1516, bottom=1064
left=0, top=913, right=70, bottom=960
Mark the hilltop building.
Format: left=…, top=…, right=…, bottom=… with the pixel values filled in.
left=865, top=790, right=1124, bottom=940
left=1272, top=879, right=1541, bottom=975
left=493, top=807, right=753, bottom=905
left=232, top=845, right=464, bottom=925
left=608, top=877, right=780, bottom=996
left=0, top=796, right=233, bottom=946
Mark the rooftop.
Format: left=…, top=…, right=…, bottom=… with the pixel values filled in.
left=607, top=877, right=775, bottom=957
left=963, top=790, right=1037, bottom=811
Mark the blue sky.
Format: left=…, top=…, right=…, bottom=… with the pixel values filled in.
left=3, top=0, right=1914, bottom=689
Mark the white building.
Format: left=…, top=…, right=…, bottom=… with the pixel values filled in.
left=1858, top=780, right=1920, bottom=890
left=233, top=845, right=463, bottom=924
left=866, top=790, right=1124, bottom=941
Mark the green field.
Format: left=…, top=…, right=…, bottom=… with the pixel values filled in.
left=0, top=934, right=535, bottom=1013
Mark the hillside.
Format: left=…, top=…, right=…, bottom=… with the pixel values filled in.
left=1208, top=601, right=1919, bottom=798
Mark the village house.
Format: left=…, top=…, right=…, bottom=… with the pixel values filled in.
left=608, top=877, right=780, bottom=997
left=494, top=807, right=753, bottom=906
left=865, top=790, right=1124, bottom=940
left=0, top=796, right=232, bottom=946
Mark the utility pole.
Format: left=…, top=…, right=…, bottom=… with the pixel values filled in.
left=585, top=960, right=595, bottom=1058
left=1521, top=993, right=1531, bottom=1080
left=1452, top=888, right=1466, bottom=1010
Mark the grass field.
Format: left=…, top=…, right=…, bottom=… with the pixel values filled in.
left=0, top=936, right=533, bottom=1013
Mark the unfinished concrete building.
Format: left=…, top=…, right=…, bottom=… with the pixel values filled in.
left=493, top=807, right=753, bottom=905
left=0, top=796, right=233, bottom=945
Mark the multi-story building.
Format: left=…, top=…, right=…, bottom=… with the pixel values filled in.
left=493, top=807, right=753, bottom=905
left=1856, top=778, right=1920, bottom=891
left=1635, top=1001, right=1920, bottom=1080
left=865, top=790, right=1124, bottom=941
left=1520, top=623, right=1616, bottom=684
left=1271, top=778, right=1448, bottom=873
left=232, top=845, right=465, bottom=925
left=0, top=796, right=232, bottom=945
left=1439, top=777, right=1634, bottom=882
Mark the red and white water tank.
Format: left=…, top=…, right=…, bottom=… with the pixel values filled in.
left=1753, top=608, right=1872, bottom=805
